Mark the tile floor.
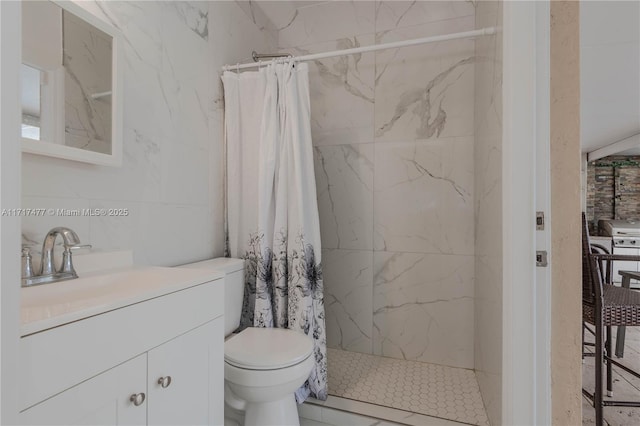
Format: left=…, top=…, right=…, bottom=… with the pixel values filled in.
left=300, top=401, right=406, bottom=426
left=325, top=348, right=489, bottom=426
left=583, top=325, right=640, bottom=425
left=229, top=327, right=640, bottom=426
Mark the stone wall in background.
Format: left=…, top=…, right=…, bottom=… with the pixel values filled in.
left=587, top=155, right=640, bottom=232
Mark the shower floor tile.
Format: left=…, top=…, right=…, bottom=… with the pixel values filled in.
left=326, top=348, right=489, bottom=426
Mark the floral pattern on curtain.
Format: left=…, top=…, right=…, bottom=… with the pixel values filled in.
left=223, top=62, right=327, bottom=401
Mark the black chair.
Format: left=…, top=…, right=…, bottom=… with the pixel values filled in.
left=582, top=213, right=640, bottom=425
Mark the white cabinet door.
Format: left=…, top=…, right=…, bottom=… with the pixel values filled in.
left=20, top=354, right=147, bottom=426
left=147, top=318, right=223, bottom=426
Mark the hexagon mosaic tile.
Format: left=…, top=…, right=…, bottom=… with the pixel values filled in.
left=327, top=348, right=489, bottom=426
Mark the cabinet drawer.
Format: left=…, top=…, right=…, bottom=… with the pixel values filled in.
left=19, top=279, right=223, bottom=410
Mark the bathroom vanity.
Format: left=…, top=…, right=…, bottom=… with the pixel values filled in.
left=18, top=261, right=225, bottom=425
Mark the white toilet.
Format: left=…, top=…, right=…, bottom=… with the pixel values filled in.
left=181, top=258, right=314, bottom=426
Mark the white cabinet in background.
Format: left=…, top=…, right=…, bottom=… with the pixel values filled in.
left=18, top=274, right=225, bottom=426
left=612, top=246, right=640, bottom=283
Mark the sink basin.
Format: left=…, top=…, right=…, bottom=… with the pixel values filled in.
left=21, top=266, right=224, bottom=336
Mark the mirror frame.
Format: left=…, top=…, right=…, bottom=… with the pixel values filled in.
left=21, top=0, right=123, bottom=167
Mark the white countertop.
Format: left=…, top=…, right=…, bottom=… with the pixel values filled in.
left=21, top=266, right=224, bottom=337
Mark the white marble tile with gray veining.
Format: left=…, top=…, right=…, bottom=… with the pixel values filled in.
left=372, top=251, right=474, bottom=368
left=234, top=1, right=278, bottom=46
left=165, top=79, right=210, bottom=150
left=89, top=1, right=164, bottom=69
left=132, top=202, right=215, bottom=266
left=88, top=201, right=214, bottom=267
left=474, top=136, right=501, bottom=256
left=374, top=1, right=475, bottom=33
left=251, top=1, right=298, bottom=33
left=474, top=5, right=502, bottom=254
left=121, top=60, right=172, bottom=140
left=21, top=126, right=162, bottom=204
left=88, top=200, right=141, bottom=256
left=374, top=137, right=473, bottom=255
left=314, top=144, right=374, bottom=250
left=474, top=13, right=502, bottom=152
left=84, top=2, right=210, bottom=148
left=161, top=2, right=211, bottom=93
left=161, top=142, right=209, bottom=206
left=86, top=2, right=173, bottom=142
left=274, top=1, right=375, bottom=49
left=322, top=249, right=374, bottom=354
left=293, top=36, right=375, bottom=146
left=473, top=3, right=503, bottom=425
left=374, top=16, right=475, bottom=142
left=124, top=56, right=209, bottom=151
left=122, top=127, right=163, bottom=199
left=209, top=1, right=276, bottom=110
left=374, top=139, right=441, bottom=253
left=167, top=1, right=208, bottom=41
left=473, top=254, right=502, bottom=425
left=441, top=137, right=474, bottom=255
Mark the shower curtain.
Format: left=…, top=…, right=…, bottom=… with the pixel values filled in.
left=222, top=62, right=327, bottom=402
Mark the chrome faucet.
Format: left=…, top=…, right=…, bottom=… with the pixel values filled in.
left=22, top=227, right=91, bottom=287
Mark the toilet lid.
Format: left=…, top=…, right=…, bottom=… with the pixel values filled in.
left=224, top=327, right=314, bottom=370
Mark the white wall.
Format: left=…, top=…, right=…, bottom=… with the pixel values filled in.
left=21, top=1, right=273, bottom=267
left=257, top=0, right=477, bottom=369
left=474, top=1, right=503, bottom=425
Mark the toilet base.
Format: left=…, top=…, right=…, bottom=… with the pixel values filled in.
left=243, top=395, right=299, bottom=426
left=224, top=348, right=314, bottom=426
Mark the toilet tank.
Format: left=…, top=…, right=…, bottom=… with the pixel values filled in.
left=179, top=257, right=245, bottom=336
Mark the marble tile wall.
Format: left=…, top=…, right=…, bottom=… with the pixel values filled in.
left=473, top=2, right=503, bottom=425
left=260, top=0, right=477, bottom=369
left=21, top=1, right=274, bottom=267
left=586, top=155, right=640, bottom=225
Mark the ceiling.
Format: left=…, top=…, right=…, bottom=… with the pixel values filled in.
left=581, top=1, right=640, bottom=156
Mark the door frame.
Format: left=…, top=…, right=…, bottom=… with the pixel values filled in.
left=0, top=1, right=23, bottom=423
left=502, top=1, right=551, bottom=424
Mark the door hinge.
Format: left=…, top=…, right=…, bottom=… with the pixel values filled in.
left=536, top=211, right=545, bottom=230
left=536, top=251, right=548, bottom=267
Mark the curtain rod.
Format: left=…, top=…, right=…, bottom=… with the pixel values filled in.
left=251, top=51, right=292, bottom=62
left=222, top=26, right=497, bottom=72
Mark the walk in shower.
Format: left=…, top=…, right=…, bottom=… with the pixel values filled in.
left=232, top=2, right=504, bottom=425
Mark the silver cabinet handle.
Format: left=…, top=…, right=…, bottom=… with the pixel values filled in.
left=157, top=376, right=172, bottom=388
left=130, top=392, right=145, bottom=406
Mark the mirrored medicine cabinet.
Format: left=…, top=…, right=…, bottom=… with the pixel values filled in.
left=21, top=0, right=122, bottom=167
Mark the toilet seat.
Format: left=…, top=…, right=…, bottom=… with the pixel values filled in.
left=224, top=327, right=314, bottom=370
